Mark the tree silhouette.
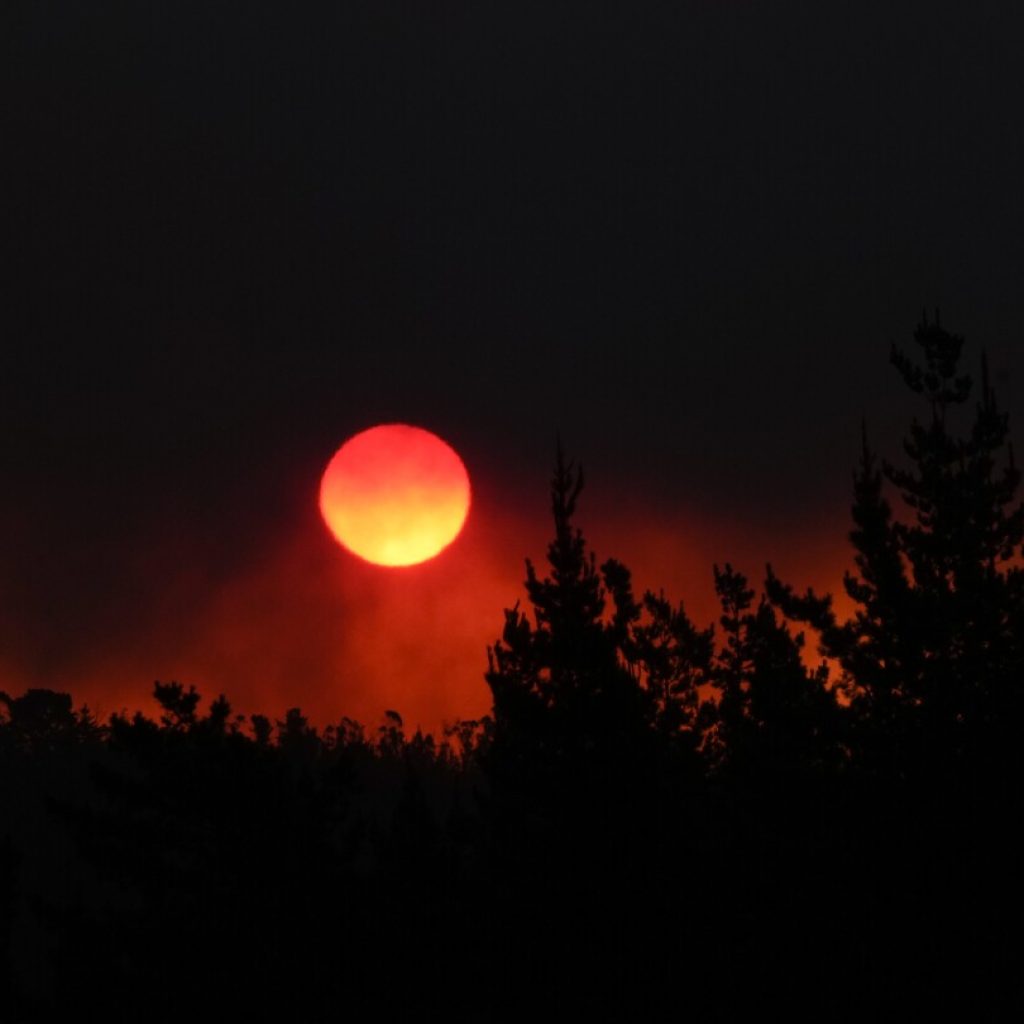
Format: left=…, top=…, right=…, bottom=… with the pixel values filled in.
left=152, top=680, right=201, bottom=732
left=712, top=564, right=842, bottom=778
left=623, top=582, right=714, bottom=762
left=0, top=688, right=101, bottom=751
left=484, top=446, right=651, bottom=801
left=768, top=312, right=1024, bottom=778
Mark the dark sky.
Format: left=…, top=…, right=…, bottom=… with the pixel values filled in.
left=3, top=1, right=1023, bottom=728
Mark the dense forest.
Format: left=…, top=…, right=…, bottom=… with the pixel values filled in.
left=2, top=315, right=1021, bottom=1019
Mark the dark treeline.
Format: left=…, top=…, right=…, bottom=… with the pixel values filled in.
left=2, top=315, right=1022, bottom=1019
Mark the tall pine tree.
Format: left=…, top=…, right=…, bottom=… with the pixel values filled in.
left=768, top=312, right=1024, bottom=778
left=484, top=447, right=650, bottom=800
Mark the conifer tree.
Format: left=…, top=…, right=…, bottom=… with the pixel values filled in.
left=624, top=585, right=715, bottom=760
left=767, top=313, right=1024, bottom=777
left=712, top=565, right=840, bottom=777
left=485, top=446, right=722, bottom=818
left=484, top=447, right=649, bottom=795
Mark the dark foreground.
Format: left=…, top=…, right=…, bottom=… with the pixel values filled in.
left=1, top=688, right=1020, bottom=1021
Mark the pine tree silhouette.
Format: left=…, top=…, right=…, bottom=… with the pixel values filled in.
left=768, top=312, right=1024, bottom=778
left=712, top=564, right=841, bottom=777
left=623, top=583, right=714, bottom=761
left=484, top=446, right=650, bottom=802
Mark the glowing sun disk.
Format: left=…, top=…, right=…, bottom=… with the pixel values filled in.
left=319, top=424, right=471, bottom=567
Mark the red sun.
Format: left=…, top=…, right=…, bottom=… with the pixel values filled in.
left=319, top=424, right=471, bottom=567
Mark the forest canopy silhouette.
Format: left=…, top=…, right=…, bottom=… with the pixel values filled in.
left=2, top=315, right=1021, bottom=1019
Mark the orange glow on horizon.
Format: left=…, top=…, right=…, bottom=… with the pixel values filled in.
left=319, top=424, right=471, bottom=567
left=4, top=461, right=860, bottom=738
